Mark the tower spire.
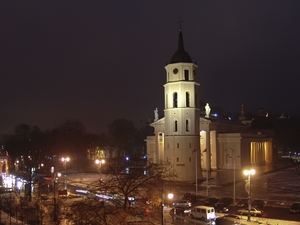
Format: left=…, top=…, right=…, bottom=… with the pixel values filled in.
left=177, top=18, right=184, bottom=51
left=170, top=19, right=192, bottom=63
left=177, top=17, right=184, bottom=31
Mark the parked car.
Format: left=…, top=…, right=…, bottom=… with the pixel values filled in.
left=204, top=197, right=219, bottom=206
left=237, top=207, right=263, bottom=216
left=214, top=202, right=229, bottom=213
left=252, top=199, right=265, bottom=209
left=183, top=193, right=197, bottom=203
left=236, top=199, right=248, bottom=208
left=169, top=207, right=191, bottom=216
left=172, top=200, right=192, bottom=208
left=290, top=202, right=300, bottom=213
left=216, top=215, right=241, bottom=225
left=218, top=197, right=233, bottom=206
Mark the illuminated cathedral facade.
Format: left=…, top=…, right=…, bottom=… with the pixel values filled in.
left=145, top=28, right=275, bottom=182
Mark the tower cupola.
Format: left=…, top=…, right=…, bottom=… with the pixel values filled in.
left=170, top=29, right=192, bottom=63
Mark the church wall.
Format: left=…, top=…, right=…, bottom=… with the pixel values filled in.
left=164, top=135, right=201, bottom=181
left=146, top=136, right=156, bottom=162
left=217, top=133, right=243, bottom=170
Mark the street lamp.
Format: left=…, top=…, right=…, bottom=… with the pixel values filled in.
left=243, top=168, right=255, bottom=222
left=51, top=167, right=58, bottom=222
left=161, top=179, right=173, bottom=225
left=95, top=159, right=105, bottom=174
left=61, top=157, right=70, bottom=190
left=228, top=148, right=240, bottom=205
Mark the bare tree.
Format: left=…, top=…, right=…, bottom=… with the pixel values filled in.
left=105, top=160, right=176, bottom=210
left=65, top=160, right=176, bottom=224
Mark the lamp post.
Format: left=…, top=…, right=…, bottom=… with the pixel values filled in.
left=228, top=148, right=240, bottom=205
left=61, top=157, right=70, bottom=190
left=161, top=179, right=173, bottom=225
left=161, top=180, right=164, bottom=225
left=243, top=169, right=255, bottom=222
left=51, top=167, right=58, bottom=223
left=95, top=159, right=105, bottom=174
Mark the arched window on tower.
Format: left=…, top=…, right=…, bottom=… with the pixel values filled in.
left=186, top=92, right=190, bottom=107
left=174, top=120, right=178, bottom=132
left=173, top=92, right=178, bottom=108
left=186, top=119, right=189, bottom=131
left=184, top=70, right=189, bottom=81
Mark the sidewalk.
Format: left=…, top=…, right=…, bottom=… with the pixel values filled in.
left=0, top=210, right=24, bottom=225
left=167, top=211, right=300, bottom=225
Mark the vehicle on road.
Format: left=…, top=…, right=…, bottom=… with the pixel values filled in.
left=214, top=202, right=229, bottom=213
left=290, top=202, right=300, bottom=213
left=190, top=205, right=216, bottom=222
left=169, top=207, right=191, bottom=216
left=236, top=199, right=248, bottom=208
left=204, top=197, right=219, bottom=206
left=252, top=199, right=265, bottom=209
left=172, top=200, right=192, bottom=208
left=183, top=193, right=197, bottom=203
left=218, top=197, right=233, bottom=206
left=237, top=207, right=263, bottom=216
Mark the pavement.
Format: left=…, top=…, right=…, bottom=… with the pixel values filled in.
left=0, top=210, right=23, bottom=225
left=172, top=160, right=297, bottom=206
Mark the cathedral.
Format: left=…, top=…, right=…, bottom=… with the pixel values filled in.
left=145, top=28, right=275, bottom=182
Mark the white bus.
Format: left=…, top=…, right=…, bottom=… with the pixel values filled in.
left=190, top=205, right=216, bottom=221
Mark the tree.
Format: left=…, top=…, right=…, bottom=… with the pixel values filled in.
left=51, top=120, right=87, bottom=156
left=65, top=160, right=176, bottom=225
left=107, top=119, right=138, bottom=158
left=66, top=199, right=129, bottom=225
left=105, top=160, right=176, bottom=211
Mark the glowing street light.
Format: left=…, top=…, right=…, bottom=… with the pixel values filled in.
left=168, top=193, right=174, bottom=200
left=61, top=157, right=70, bottom=190
left=95, top=159, right=105, bottom=174
left=161, top=178, right=173, bottom=225
left=243, top=168, right=255, bottom=222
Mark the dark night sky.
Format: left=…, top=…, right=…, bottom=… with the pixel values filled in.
left=1, top=1, right=300, bottom=134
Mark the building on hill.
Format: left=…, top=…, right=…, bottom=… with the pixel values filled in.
left=145, top=27, right=276, bottom=182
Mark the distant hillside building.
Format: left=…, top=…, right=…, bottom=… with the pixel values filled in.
left=145, top=28, right=275, bottom=182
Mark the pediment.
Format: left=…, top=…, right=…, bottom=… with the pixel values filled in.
left=150, top=117, right=165, bottom=127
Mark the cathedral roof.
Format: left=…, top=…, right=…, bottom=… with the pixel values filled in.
left=251, top=107, right=274, bottom=129
left=170, top=29, right=192, bottom=63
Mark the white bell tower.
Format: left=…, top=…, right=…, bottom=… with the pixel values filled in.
left=163, top=27, right=201, bottom=181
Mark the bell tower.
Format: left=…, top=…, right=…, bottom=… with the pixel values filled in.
left=163, top=27, right=201, bottom=181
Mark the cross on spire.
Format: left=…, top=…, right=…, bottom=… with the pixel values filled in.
left=177, top=17, right=184, bottom=30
